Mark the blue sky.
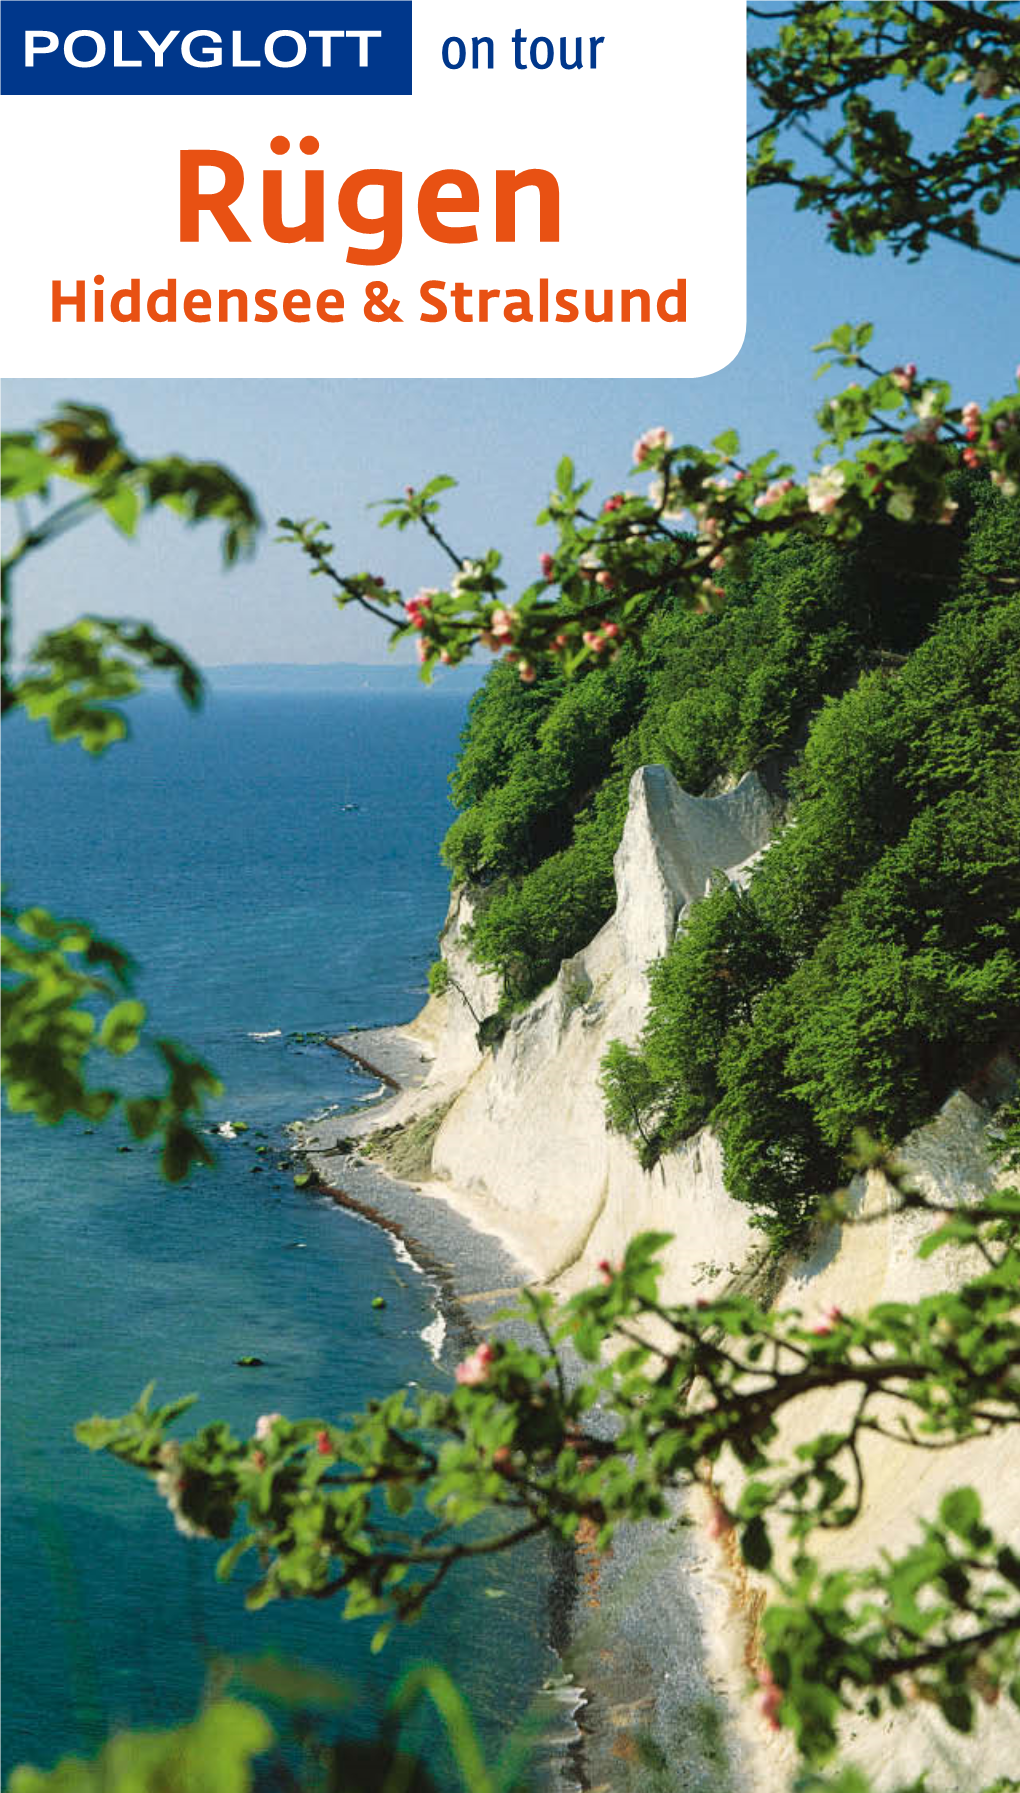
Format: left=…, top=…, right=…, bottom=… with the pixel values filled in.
left=4, top=31, right=1017, bottom=666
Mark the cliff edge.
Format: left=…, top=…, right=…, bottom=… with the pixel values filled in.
left=393, top=764, right=777, bottom=1299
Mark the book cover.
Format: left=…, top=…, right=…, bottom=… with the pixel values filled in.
left=2, top=6, right=1018, bottom=1791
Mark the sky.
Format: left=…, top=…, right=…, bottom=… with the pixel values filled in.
left=3, top=25, right=1018, bottom=667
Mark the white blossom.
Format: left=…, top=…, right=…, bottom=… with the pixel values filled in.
left=154, top=1441, right=212, bottom=1539
left=806, top=465, right=846, bottom=516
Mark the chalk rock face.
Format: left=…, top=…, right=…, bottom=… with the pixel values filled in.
left=720, top=1086, right=1020, bottom=1793
left=417, top=765, right=778, bottom=1295
left=614, top=765, right=776, bottom=971
left=408, top=886, right=501, bottom=1092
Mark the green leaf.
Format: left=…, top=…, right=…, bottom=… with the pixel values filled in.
left=7, top=1701, right=273, bottom=1793
left=98, top=999, right=146, bottom=1056
left=226, top=1654, right=351, bottom=1710
left=102, top=484, right=141, bottom=538
left=940, top=1487, right=982, bottom=1541
left=939, top=1687, right=974, bottom=1733
left=0, top=440, right=52, bottom=500
left=742, top=1515, right=773, bottom=1570
left=126, top=1098, right=161, bottom=1139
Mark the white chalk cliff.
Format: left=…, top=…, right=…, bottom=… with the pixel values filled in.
left=399, top=765, right=776, bottom=1298
left=385, top=763, right=1020, bottom=1789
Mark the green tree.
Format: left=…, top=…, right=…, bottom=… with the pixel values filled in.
left=746, top=1, right=1020, bottom=264
left=604, top=585, right=1020, bottom=1238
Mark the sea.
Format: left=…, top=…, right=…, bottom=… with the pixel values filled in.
left=1, top=687, right=564, bottom=1787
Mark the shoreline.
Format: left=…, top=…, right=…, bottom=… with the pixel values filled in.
left=298, top=1024, right=750, bottom=1793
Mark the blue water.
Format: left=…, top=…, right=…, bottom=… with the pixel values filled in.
left=1, top=691, right=556, bottom=1782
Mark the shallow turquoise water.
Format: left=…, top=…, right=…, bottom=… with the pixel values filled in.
left=2, top=690, right=556, bottom=1782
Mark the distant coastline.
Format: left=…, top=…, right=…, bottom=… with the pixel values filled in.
left=203, top=661, right=487, bottom=695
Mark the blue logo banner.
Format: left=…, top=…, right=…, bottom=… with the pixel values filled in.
left=1, top=2, right=412, bottom=95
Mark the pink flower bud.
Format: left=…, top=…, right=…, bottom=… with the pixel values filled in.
left=809, top=1304, right=843, bottom=1337
left=539, top=551, right=555, bottom=580
left=596, top=571, right=615, bottom=589
left=633, top=426, right=673, bottom=465
left=316, top=1429, right=333, bottom=1456
left=455, top=1341, right=496, bottom=1386
left=756, top=1669, right=784, bottom=1731
left=706, top=1499, right=733, bottom=1541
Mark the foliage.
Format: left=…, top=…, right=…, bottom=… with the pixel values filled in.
left=747, top=2, right=1020, bottom=265
left=7, top=1703, right=273, bottom=1793
left=2, top=402, right=259, bottom=720
left=1, top=405, right=259, bottom=1177
left=604, top=585, right=1020, bottom=1236
left=1, top=902, right=222, bottom=1179
left=6, top=1657, right=538, bottom=1793
left=11, top=616, right=203, bottom=754
left=278, top=328, right=1019, bottom=685
left=440, top=485, right=989, bottom=1005
left=78, top=1161, right=1020, bottom=1767
left=268, top=44, right=1019, bottom=1023
left=361, top=1102, right=454, bottom=1182
left=442, top=655, right=644, bottom=886
left=276, top=341, right=1020, bottom=1024
left=427, top=958, right=450, bottom=997
left=465, top=771, right=629, bottom=1004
